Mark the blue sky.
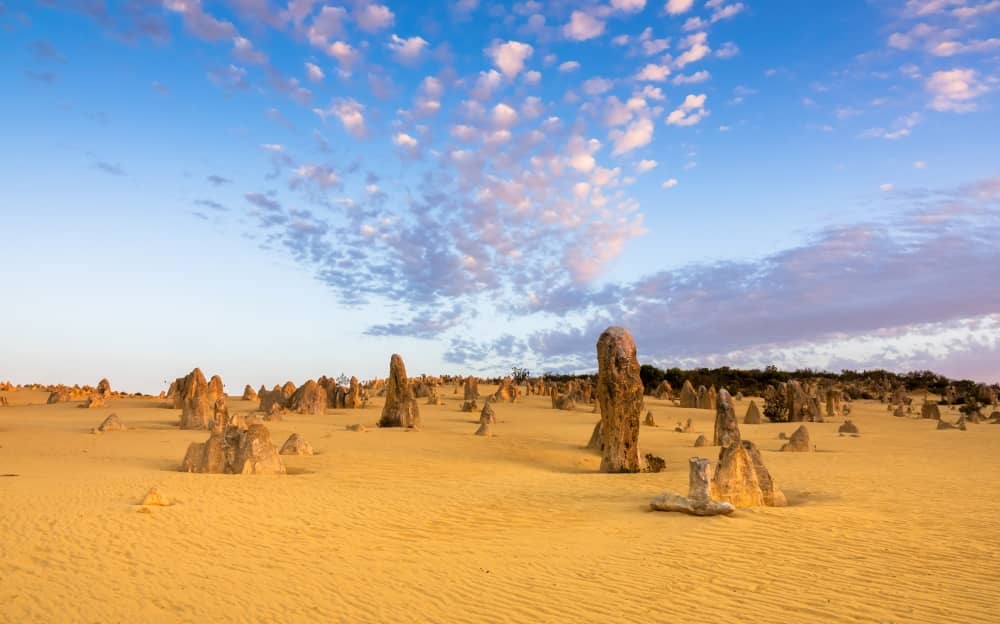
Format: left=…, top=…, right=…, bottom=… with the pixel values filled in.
left=1, top=0, right=998, bottom=392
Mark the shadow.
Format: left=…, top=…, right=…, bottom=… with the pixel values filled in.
left=781, top=488, right=841, bottom=506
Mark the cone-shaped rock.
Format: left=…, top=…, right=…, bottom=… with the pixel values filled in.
left=586, top=420, right=603, bottom=452
left=289, top=380, right=327, bottom=415
left=475, top=400, right=496, bottom=436
left=93, top=413, right=125, bottom=433
left=242, top=385, right=258, bottom=401
left=693, top=434, right=708, bottom=447
left=780, top=425, right=811, bottom=451
left=178, top=368, right=213, bottom=430
left=279, top=433, right=314, bottom=455
left=679, top=380, right=698, bottom=408
left=713, top=389, right=741, bottom=447
left=378, top=354, right=421, bottom=429
left=96, top=378, right=111, bottom=396
left=744, top=400, right=762, bottom=424
left=921, top=402, right=941, bottom=420
left=595, top=326, right=643, bottom=473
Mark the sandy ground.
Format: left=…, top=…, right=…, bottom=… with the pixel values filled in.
left=1, top=386, right=998, bottom=623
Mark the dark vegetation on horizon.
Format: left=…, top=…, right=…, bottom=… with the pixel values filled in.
left=525, top=365, right=996, bottom=401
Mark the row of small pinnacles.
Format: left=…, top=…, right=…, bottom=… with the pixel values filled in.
left=3, top=333, right=997, bottom=513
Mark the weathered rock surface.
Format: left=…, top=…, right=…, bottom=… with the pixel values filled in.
left=679, top=380, right=698, bottom=408
left=712, top=389, right=740, bottom=447
left=650, top=457, right=735, bottom=516
left=279, top=433, right=314, bottom=455
left=242, top=385, right=258, bottom=401
left=288, top=380, right=327, bottom=416
left=744, top=400, right=762, bottom=424
left=838, top=420, right=860, bottom=435
left=595, top=327, right=644, bottom=473
left=713, top=440, right=787, bottom=508
left=780, top=425, right=811, bottom=452
left=693, top=434, right=708, bottom=447
left=378, top=354, right=421, bottom=429
left=181, top=422, right=286, bottom=475
left=93, top=413, right=124, bottom=433
left=140, top=486, right=171, bottom=506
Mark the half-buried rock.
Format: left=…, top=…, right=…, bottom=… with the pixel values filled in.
left=693, top=434, right=708, bottom=447
left=279, top=433, right=314, bottom=456
left=650, top=457, right=734, bottom=516
left=93, top=413, right=125, bottom=433
left=181, top=404, right=286, bottom=475
left=780, top=425, right=811, bottom=452
left=140, top=486, right=171, bottom=506
left=595, top=326, right=644, bottom=473
left=378, top=354, right=421, bottom=429
left=838, top=420, right=860, bottom=435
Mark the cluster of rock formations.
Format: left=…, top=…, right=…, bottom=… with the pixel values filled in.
left=652, top=390, right=786, bottom=515
left=181, top=399, right=285, bottom=474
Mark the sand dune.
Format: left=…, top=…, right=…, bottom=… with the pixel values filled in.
left=1, top=387, right=998, bottom=623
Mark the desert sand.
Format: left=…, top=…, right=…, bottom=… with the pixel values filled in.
left=1, top=386, right=998, bottom=623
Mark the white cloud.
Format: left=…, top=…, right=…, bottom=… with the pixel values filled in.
left=666, top=93, right=708, bottom=126
left=559, top=61, right=581, bottom=72
left=637, top=85, right=666, bottom=100
left=305, top=5, right=346, bottom=47
left=582, top=77, right=615, bottom=95
left=880, top=183, right=895, bottom=192
left=662, top=178, right=678, bottom=188
left=388, top=34, right=428, bottom=63
left=683, top=16, right=706, bottom=31
left=926, top=68, right=989, bottom=112
left=492, top=102, right=519, bottom=127
left=675, top=31, right=710, bottom=68
left=328, top=41, right=358, bottom=68
left=317, top=97, right=367, bottom=137
left=354, top=1, right=395, bottom=32
left=393, top=132, right=418, bottom=149
left=488, top=40, right=534, bottom=78
left=708, top=1, right=745, bottom=22
left=636, top=63, right=671, bottom=81
left=636, top=159, right=658, bottom=173
left=305, top=62, right=324, bottom=82
left=610, top=116, right=654, bottom=155
left=914, top=160, right=929, bottom=169
left=715, top=41, right=740, bottom=58
left=567, top=135, right=601, bottom=172
left=612, top=0, right=646, bottom=12
left=563, top=11, right=605, bottom=41
left=666, top=0, right=694, bottom=15
left=673, top=70, right=710, bottom=84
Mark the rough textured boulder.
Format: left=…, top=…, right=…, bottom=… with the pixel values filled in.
left=780, top=425, right=811, bottom=452
left=182, top=421, right=286, bottom=475
left=712, top=389, right=740, bottom=447
left=345, top=423, right=367, bottom=432
left=643, top=411, right=656, bottom=426
left=651, top=380, right=672, bottom=400
left=47, top=389, right=71, bottom=404
left=493, top=377, right=515, bottom=402
left=838, top=420, right=860, bottom=435
left=178, top=368, right=215, bottom=430
left=551, top=389, right=576, bottom=410
left=208, top=375, right=225, bottom=402
left=893, top=405, right=906, bottom=418
left=460, top=376, right=480, bottom=411
left=96, top=378, right=111, bottom=396
left=650, top=457, right=735, bottom=516
left=693, top=434, right=708, bottom=447
left=288, top=380, right=327, bottom=416
left=586, top=420, right=603, bottom=451
left=279, top=433, right=314, bottom=455
left=93, top=413, right=124, bottom=433
left=140, top=487, right=171, bottom=506
left=346, top=376, right=363, bottom=408
left=242, top=385, right=258, bottom=401
left=595, top=327, right=644, bottom=473
left=378, top=354, right=421, bottom=429
left=475, top=400, right=496, bottom=436
left=80, top=395, right=106, bottom=409
left=737, top=440, right=787, bottom=507
left=674, top=418, right=693, bottom=433
left=679, top=380, right=698, bottom=408
left=643, top=453, right=666, bottom=473
left=921, top=402, right=941, bottom=420
left=744, top=400, right=762, bottom=424
left=937, top=417, right=966, bottom=431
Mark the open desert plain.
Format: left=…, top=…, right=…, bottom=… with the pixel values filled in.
left=2, top=373, right=1000, bottom=623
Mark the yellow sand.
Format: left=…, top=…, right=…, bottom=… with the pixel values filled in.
left=1, top=387, right=998, bottom=623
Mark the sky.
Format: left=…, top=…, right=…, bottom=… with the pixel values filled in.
left=1, top=0, right=999, bottom=393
